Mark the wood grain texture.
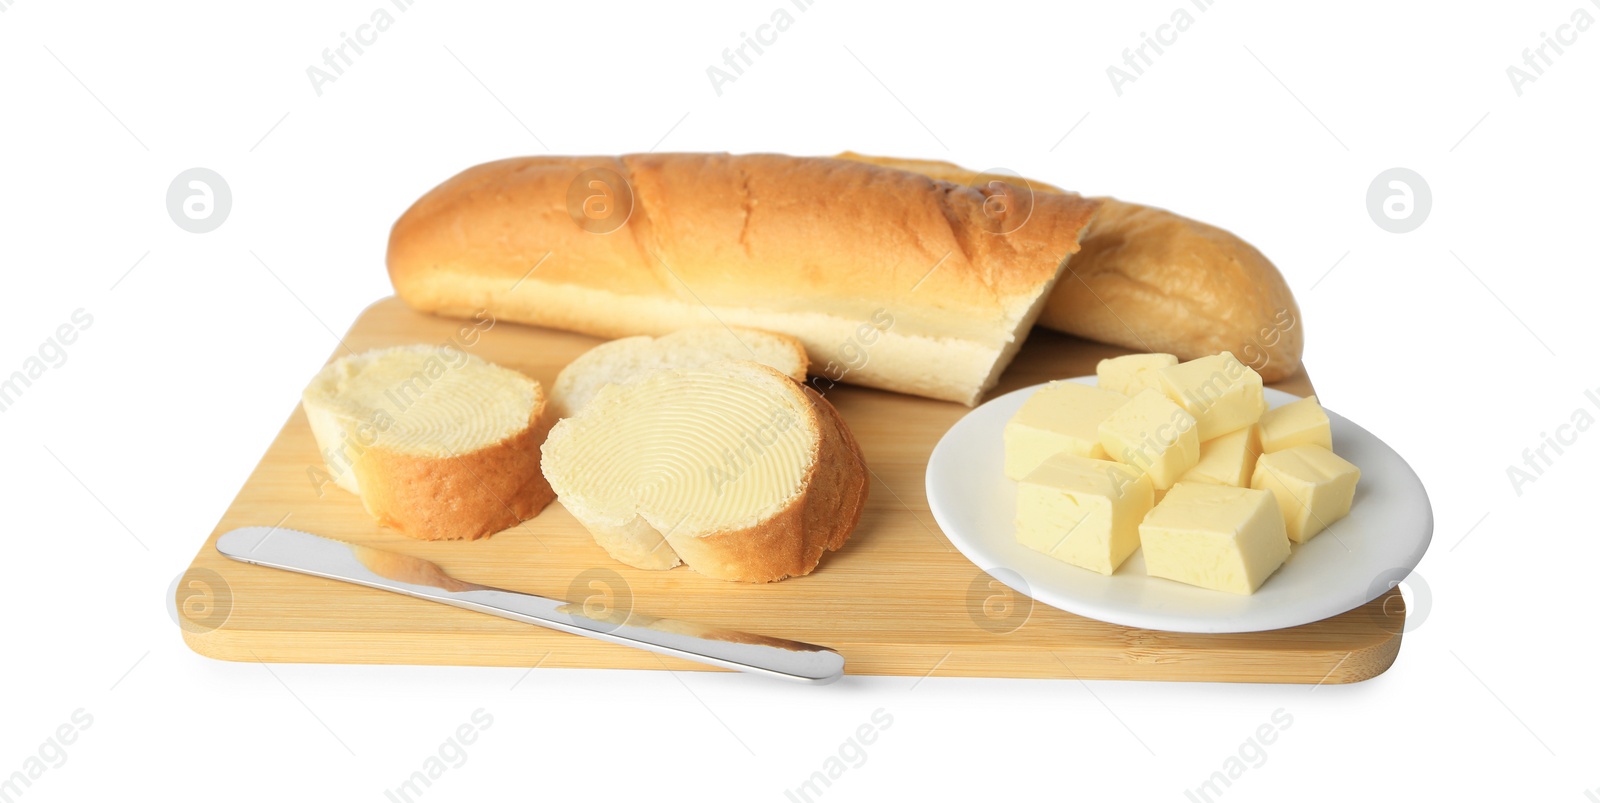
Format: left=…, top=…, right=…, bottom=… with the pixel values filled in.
left=178, top=298, right=1406, bottom=683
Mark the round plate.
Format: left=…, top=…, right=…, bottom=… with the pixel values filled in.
left=925, top=377, right=1433, bottom=633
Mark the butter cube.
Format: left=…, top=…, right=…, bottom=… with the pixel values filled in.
left=1259, top=395, right=1332, bottom=453
left=1139, top=483, right=1290, bottom=595
left=1097, top=353, right=1178, bottom=396
left=1098, top=389, right=1200, bottom=490
left=1180, top=425, right=1262, bottom=487
left=1016, top=454, right=1154, bottom=575
left=1251, top=445, right=1360, bottom=543
left=1004, top=382, right=1129, bottom=480
left=1156, top=352, right=1266, bottom=441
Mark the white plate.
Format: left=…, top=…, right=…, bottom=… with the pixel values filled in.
left=925, top=378, right=1433, bottom=633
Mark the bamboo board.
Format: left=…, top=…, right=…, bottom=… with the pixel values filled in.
left=178, top=298, right=1406, bottom=683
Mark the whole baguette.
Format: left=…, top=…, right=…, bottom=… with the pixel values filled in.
left=387, top=153, right=1102, bottom=405
left=833, top=153, right=1305, bottom=382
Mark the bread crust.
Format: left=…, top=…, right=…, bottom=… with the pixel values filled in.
left=388, top=153, right=1100, bottom=405
left=833, top=153, right=1305, bottom=381
left=1042, top=199, right=1303, bottom=382
left=354, top=392, right=556, bottom=541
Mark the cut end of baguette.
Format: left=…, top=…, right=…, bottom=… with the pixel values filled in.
left=302, top=345, right=555, bottom=540
left=550, top=325, right=808, bottom=418
left=541, top=360, right=868, bottom=582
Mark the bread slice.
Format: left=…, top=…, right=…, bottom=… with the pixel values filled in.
left=540, top=360, right=868, bottom=582
left=387, top=153, right=1102, bottom=406
left=302, top=345, right=555, bottom=540
left=832, top=152, right=1305, bottom=382
left=550, top=325, right=808, bottom=418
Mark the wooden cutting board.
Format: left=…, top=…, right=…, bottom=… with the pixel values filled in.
left=178, top=298, right=1406, bottom=683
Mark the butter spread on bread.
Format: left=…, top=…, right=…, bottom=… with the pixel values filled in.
left=549, top=325, right=808, bottom=418
left=302, top=345, right=555, bottom=540
left=541, top=360, right=867, bottom=582
left=387, top=153, right=1102, bottom=406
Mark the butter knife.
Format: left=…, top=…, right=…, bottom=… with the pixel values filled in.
left=215, top=526, right=845, bottom=684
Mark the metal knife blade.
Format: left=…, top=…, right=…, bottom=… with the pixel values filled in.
left=214, top=526, right=845, bottom=684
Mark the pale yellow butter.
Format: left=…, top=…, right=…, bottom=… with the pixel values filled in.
left=1180, top=425, right=1262, bottom=487
left=1097, top=353, right=1178, bottom=396
left=1156, top=352, right=1267, bottom=441
left=1098, top=388, right=1200, bottom=490
left=1139, top=482, right=1290, bottom=595
left=1016, top=454, right=1153, bottom=575
left=1003, top=382, right=1127, bottom=480
left=1259, top=395, right=1332, bottom=453
left=1251, top=445, right=1360, bottom=543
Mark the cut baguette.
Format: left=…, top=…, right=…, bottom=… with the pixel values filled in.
left=302, top=345, right=555, bottom=540
left=550, top=325, right=808, bottom=418
left=540, top=360, right=868, bottom=582
left=833, top=152, right=1305, bottom=382
left=387, top=153, right=1102, bottom=405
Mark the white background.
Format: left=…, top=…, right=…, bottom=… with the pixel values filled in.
left=2, top=0, right=1596, bottom=800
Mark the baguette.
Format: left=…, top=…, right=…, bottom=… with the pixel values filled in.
left=833, top=153, right=1304, bottom=381
left=387, top=153, right=1102, bottom=405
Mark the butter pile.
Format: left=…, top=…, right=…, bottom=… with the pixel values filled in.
left=1003, top=352, right=1359, bottom=595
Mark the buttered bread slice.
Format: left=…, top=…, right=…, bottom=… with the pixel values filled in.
left=302, top=345, right=556, bottom=541
left=550, top=325, right=808, bottom=418
left=541, top=360, right=868, bottom=582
